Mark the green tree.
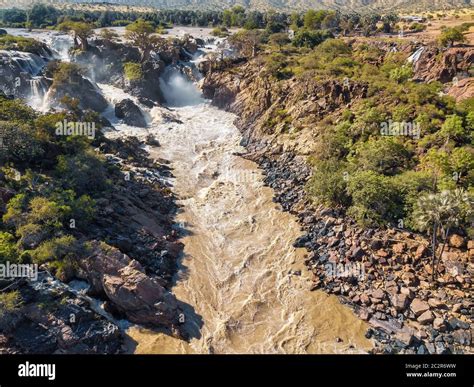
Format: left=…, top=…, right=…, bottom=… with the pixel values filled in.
left=439, top=27, right=466, bottom=47
left=58, top=21, right=94, bottom=51
left=125, top=19, right=164, bottom=61
left=268, top=32, right=290, bottom=50
left=347, top=170, right=400, bottom=226
left=413, top=189, right=473, bottom=281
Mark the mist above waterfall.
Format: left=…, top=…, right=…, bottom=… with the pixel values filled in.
left=159, top=67, right=203, bottom=107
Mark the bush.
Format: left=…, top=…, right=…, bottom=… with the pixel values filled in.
left=123, top=62, right=143, bottom=81
left=347, top=170, right=401, bottom=226
left=0, top=121, right=45, bottom=164
left=409, top=23, right=426, bottom=32
left=0, top=35, right=45, bottom=54
left=0, top=291, right=21, bottom=319
left=0, top=232, right=18, bottom=264
left=389, top=66, right=413, bottom=83
left=56, top=151, right=109, bottom=195
left=437, top=114, right=467, bottom=143
left=52, top=63, right=83, bottom=86
left=31, top=235, right=81, bottom=264
left=265, top=53, right=293, bottom=79
left=439, top=27, right=466, bottom=47
left=349, top=137, right=412, bottom=176
left=391, top=171, right=435, bottom=227
left=293, top=29, right=332, bottom=48
left=211, top=27, right=229, bottom=38
left=307, top=159, right=350, bottom=206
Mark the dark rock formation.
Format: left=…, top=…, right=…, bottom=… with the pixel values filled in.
left=115, top=99, right=147, bottom=127
left=0, top=280, right=123, bottom=354
left=47, top=72, right=108, bottom=112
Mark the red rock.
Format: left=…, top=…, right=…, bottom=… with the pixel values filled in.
left=371, top=288, right=385, bottom=300
left=391, top=293, right=409, bottom=312
left=376, top=249, right=389, bottom=258
left=433, top=317, right=446, bottom=331
left=359, top=309, right=370, bottom=321
left=428, top=298, right=447, bottom=309
left=442, top=251, right=459, bottom=261
left=402, top=272, right=417, bottom=286
left=360, top=293, right=371, bottom=305
left=417, top=310, right=434, bottom=325
left=410, top=298, right=430, bottom=317
left=400, top=287, right=414, bottom=298
left=392, top=243, right=406, bottom=254
left=415, top=245, right=428, bottom=259
left=448, top=234, right=466, bottom=249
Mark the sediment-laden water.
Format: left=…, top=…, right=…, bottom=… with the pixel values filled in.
left=7, top=28, right=372, bottom=354
left=101, top=96, right=372, bottom=353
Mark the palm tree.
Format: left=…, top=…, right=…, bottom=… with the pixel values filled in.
left=414, top=189, right=472, bottom=282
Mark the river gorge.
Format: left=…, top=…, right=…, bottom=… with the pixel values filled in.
left=1, top=22, right=472, bottom=356
left=0, top=27, right=372, bottom=354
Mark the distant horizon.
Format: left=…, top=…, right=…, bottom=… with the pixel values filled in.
left=0, top=0, right=472, bottom=14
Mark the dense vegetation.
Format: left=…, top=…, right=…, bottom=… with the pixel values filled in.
left=0, top=4, right=403, bottom=39
left=229, top=30, right=473, bottom=239
left=0, top=95, right=111, bottom=280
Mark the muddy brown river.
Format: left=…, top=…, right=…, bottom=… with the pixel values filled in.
left=108, top=102, right=372, bottom=354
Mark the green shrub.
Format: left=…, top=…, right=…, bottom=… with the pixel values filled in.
left=0, top=232, right=18, bottom=264
left=56, top=151, right=109, bottom=195
left=0, top=35, right=45, bottom=54
left=293, top=29, right=332, bottom=48
left=349, top=137, right=412, bottom=176
left=31, top=235, right=81, bottom=264
left=347, top=170, right=401, bottom=226
left=389, top=66, right=413, bottom=83
left=123, top=62, right=143, bottom=81
left=391, top=170, right=435, bottom=227
left=307, top=159, right=350, bottom=206
left=211, top=27, right=229, bottom=38
left=0, top=291, right=21, bottom=319
left=0, top=121, right=45, bottom=164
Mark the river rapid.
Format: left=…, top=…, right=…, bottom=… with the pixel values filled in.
left=7, top=27, right=372, bottom=354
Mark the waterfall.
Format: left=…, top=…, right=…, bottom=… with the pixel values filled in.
left=159, top=65, right=203, bottom=107
left=4, top=28, right=73, bottom=62
left=28, top=76, right=47, bottom=110
left=49, top=34, right=74, bottom=62
left=408, top=47, right=425, bottom=64
left=0, top=50, right=46, bottom=76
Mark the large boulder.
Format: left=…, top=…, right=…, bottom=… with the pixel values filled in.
left=124, top=58, right=165, bottom=103
left=103, top=262, right=178, bottom=326
left=74, top=242, right=180, bottom=328
left=46, top=71, right=108, bottom=112
left=115, top=99, right=147, bottom=127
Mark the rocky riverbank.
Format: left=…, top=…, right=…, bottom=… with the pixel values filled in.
left=0, top=30, right=207, bottom=353
left=201, top=45, right=473, bottom=354
left=0, top=132, right=186, bottom=353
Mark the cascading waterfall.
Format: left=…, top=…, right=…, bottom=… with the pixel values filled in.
left=159, top=65, right=204, bottom=107
left=28, top=77, right=48, bottom=110
left=0, top=50, right=46, bottom=75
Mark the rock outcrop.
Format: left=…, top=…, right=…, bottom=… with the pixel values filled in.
left=46, top=71, right=108, bottom=112
left=75, top=242, right=180, bottom=329
left=0, top=279, right=123, bottom=354
left=413, top=46, right=474, bottom=84
left=115, top=99, right=148, bottom=127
